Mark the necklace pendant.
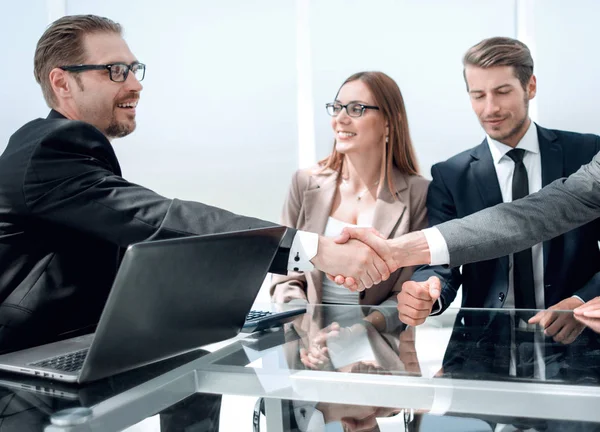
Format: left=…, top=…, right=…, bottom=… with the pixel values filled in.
left=357, top=196, right=361, bottom=201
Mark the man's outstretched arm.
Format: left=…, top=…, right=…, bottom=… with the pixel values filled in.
left=334, top=148, right=600, bottom=279
left=435, top=148, right=600, bottom=266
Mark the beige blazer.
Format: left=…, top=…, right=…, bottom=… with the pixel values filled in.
left=271, top=165, right=430, bottom=307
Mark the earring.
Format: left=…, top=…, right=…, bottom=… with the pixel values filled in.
left=385, top=136, right=389, bottom=143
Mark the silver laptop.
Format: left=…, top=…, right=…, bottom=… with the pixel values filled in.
left=0, top=347, right=210, bottom=403
left=0, top=226, right=286, bottom=384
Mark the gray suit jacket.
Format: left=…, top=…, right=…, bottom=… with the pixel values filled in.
left=437, top=141, right=600, bottom=267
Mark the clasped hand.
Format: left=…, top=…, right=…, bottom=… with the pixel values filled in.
left=312, top=227, right=400, bottom=292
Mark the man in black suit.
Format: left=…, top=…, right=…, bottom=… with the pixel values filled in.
left=0, top=15, right=391, bottom=353
left=437, top=309, right=600, bottom=431
left=397, top=37, right=600, bottom=345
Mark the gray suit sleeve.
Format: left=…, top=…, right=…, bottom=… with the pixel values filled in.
left=436, top=151, right=600, bottom=267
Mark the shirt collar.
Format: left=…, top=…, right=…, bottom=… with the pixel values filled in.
left=486, top=120, right=539, bottom=165
left=47, top=109, right=67, bottom=120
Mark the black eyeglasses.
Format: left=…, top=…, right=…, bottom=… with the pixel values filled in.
left=59, top=62, right=146, bottom=82
left=326, top=102, right=379, bottom=118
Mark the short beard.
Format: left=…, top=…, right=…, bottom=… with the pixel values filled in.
left=104, top=117, right=135, bottom=138
left=490, top=96, right=530, bottom=143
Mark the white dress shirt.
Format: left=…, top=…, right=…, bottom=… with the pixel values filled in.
left=425, top=122, right=583, bottom=304
left=426, top=122, right=555, bottom=381
left=288, top=231, right=319, bottom=272
left=486, top=122, right=544, bottom=309
left=321, top=217, right=362, bottom=304
left=426, top=122, right=546, bottom=306
left=486, top=124, right=546, bottom=380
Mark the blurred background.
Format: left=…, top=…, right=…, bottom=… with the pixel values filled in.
left=2, top=0, right=599, bottom=222
left=1, top=2, right=599, bottom=429
left=1, top=0, right=599, bottom=308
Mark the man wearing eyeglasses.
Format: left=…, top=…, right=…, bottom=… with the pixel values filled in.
left=0, top=14, right=391, bottom=353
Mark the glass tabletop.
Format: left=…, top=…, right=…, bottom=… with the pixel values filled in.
left=0, top=305, right=599, bottom=431
left=195, top=305, right=600, bottom=428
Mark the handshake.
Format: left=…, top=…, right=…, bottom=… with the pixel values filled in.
left=310, top=227, right=431, bottom=292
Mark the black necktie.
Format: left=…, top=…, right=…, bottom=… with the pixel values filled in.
left=506, top=149, right=536, bottom=310
left=506, top=149, right=536, bottom=378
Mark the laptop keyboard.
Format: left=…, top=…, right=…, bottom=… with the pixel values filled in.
left=246, top=310, right=272, bottom=321
left=29, top=348, right=89, bottom=372
left=26, top=311, right=275, bottom=373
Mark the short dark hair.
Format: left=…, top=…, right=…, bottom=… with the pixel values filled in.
left=462, top=36, right=534, bottom=90
left=34, top=14, right=122, bottom=107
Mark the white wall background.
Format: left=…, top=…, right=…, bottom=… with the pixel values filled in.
left=66, top=0, right=299, bottom=222
left=2, top=0, right=599, bottom=318
left=0, top=0, right=49, bottom=146
left=309, top=0, right=517, bottom=174
left=1, top=1, right=600, bottom=431
left=532, top=0, right=600, bottom=135
left=2, top=0, right=599, bottom=222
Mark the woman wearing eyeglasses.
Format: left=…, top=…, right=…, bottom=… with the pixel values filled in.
left=271, top=71, right=430, bottom=340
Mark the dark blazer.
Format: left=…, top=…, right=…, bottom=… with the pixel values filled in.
left=0, top=110, right=295, bottom=352
left=413, top=124, right=600, bottom=313
left=439, top=311, right=600, bottom=432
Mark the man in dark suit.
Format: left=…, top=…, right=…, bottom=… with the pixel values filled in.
left=437, top=308, right=600, bottom=431
left=0, top=15, right=391, bottom=353
left=396, top=37, right=600, bottom=346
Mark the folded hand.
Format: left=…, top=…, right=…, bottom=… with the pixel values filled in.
left=396, top=277, right=441, bottom=326
left=529, top=297, right=585, bottom=344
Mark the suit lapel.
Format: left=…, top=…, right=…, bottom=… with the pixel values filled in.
left=301, top=169, right=338, bottom=303
left=470, top=140, right=509, bottom=277
left=47, top=110, right=123, bottom=177
left=372, top=170, right=407, bottom=239
left=538, top=125, right=562, bottom=188
left=470, top=140, right=504, bottom=209
left=537, top=125, right=562, bottom=275
left=301, top=170, right=338, bottom=235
